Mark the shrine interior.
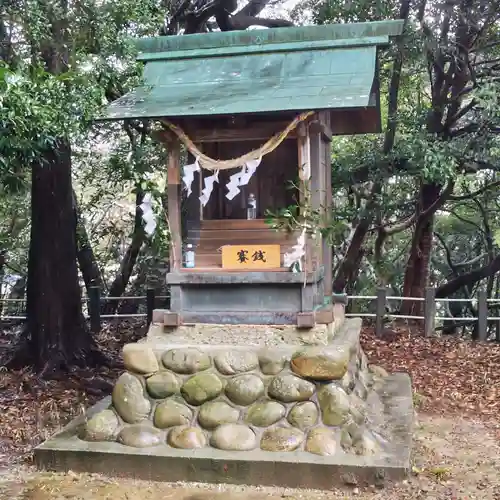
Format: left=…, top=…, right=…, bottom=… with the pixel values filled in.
left=179, top=118, right=302, bottom=270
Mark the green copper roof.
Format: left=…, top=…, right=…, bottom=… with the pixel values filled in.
left=101, top=20, right=403, bottom=121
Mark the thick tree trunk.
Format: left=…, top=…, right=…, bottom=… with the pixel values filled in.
left=19, top=141, right=95, bottom=372
left=401, top=183, right=442, bottom=316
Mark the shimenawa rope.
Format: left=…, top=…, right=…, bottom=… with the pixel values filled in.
left=161, top=111, right=314, bottom=171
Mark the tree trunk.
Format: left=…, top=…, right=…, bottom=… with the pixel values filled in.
left=19, top=141, right=95, bottom=372
left=74, top=190, right=105, bottom=293
left=436, top=255, right=500, bottom=298
left=333, top=223, right=369, bottom=293
left=401, top=183, right=442, bottom=316
left=333, top=184, right=381, bottom=293
left=102, top=190, right=145, bottom=314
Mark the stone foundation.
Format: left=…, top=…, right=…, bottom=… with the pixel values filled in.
left=35, top=318, right=413, bottom=488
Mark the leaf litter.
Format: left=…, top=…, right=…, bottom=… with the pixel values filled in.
left=0, top=320, right=499, bottom=499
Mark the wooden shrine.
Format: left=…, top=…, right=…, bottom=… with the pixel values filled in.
left=102, top=20, right=404, bottom=327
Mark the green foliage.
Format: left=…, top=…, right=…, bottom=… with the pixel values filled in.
left=0, top=0, right=169, bottom=297
left=0, top=65, right=102, bottom=167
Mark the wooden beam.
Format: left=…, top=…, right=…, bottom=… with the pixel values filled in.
left=162, top=120, right=298, bottom=143
left=189, top=126, right=297, bottom=143
left=322, top=134, right=333, bottom=297
left=297, top=122, right=313, bottom=272
left=309, top=116, right=332, bottom=142
left=309, top=124, right=322, bottom=271
left=315, top=304, right=334, bottom=324
left=297, top=312, right=316, bottom=329
left=164, top=311, right=181, bottom=327
left=167, top=140, right=182, bottom=271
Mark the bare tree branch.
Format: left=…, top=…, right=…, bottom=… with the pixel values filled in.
left=449, top=180, right=500, bottom=200
left=436, top=255, right=500, bottom=298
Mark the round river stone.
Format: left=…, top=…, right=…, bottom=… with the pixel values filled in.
left=146, top=371, right=181, bottom=399
left=343, top=416, right=363, bottom=442
left=317, top=384, right=351, bottom=426
left=162, top=348, right=211, bottom=374
left=122, top=344, right=159, bottom=374
left=112, top=372, right=151, bottom=424
left=305, top=428, right=337, bottom=456
left=349, top=394, right=366, bottom=425
left=167, top=426, right=207, bottom=449
left=118, top=424, right=162, bottom=448
left=225, top=374, right=264, bottom=406
left=214, top=351, right=259, bottom=375
left=211, top=424, right=257, bottom=451
left=258, top=349, right=287, bottom=375
left=340, top=428, right=353, bottom=451
left=340, top=368, right=355, bottom=393
left=83, top=409, right=120, bottom=442
left=291, top=346, right=349, bottom=381
left=353, top=377, right=369, bottom=399
left=260, top=427, right=304, bottom=452
left=245, top=401, right=286, bottom=427
left=153, top=400, right=193, bottom=428
left=198, top=401, right=240, bottom=430
left=287, top=402, right=318, bottom=430
left=268, top=374, right=315, bottom=403
left=353, top=430, right=379, bottom=456
left=181, top=372, right=223, bottom=406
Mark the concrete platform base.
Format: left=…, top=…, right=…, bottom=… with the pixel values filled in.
left=35, top=373, right=413, bottom=489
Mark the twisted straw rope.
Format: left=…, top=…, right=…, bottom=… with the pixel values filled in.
left=161, top=111, right=314, bottom=171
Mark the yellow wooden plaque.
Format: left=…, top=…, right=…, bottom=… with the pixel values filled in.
left=221, top=244, right=281, bottom=269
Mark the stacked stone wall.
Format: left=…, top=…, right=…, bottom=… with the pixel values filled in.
left=83, top=322, right=390, bottom=457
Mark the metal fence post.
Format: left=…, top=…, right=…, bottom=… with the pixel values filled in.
left=375, top=288, right=387, bottom=337
left=477, top=289, right=488, bottom=341
left=146, top=287, right=156, bottom=327
left=424, top=287, right=436, bottom=337
left=89, top=286, right=101, bottom=334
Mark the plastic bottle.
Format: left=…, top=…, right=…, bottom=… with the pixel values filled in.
left=185, top=243, right=195, bottom=268
left=247, top=193, right=257, bottom=220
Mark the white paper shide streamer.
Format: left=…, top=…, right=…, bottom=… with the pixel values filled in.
left=182, top=158, right=201, bottom=196
left=182, top=155, right=262, bottom=205
left=225, top=157, right=261, bottom=201
left=283, top=229, right=307, bottom=272
left=140, top=193, right=157, bottom=236
left=199, top=170, right=219, bottom=207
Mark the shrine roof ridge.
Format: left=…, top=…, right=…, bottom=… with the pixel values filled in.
left=135, top=20, right=404, bottom=61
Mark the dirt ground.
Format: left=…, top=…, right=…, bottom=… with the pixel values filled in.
left=1, top=413, right=499, bottom=500
left=2, top=322, right=500, bottom=499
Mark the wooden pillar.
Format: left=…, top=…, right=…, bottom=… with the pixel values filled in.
left=309, top=118, right=324, bottom=272
left=423, top=287, right=436, bottom=337
left=321, top=112, right=333, bottom=298
left=167, top=139, right=182, bottom=271
left=297, top=122, right=312, bottom=272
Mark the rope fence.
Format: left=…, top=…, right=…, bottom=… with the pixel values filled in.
left=0, top=287, right=170, bottom=332
left=1, top=286, right=498, bottom=340
left=346, top=287, right=500, bottom=340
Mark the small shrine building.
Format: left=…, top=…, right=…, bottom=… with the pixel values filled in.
left=102, top=20, right=404, bottom=328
